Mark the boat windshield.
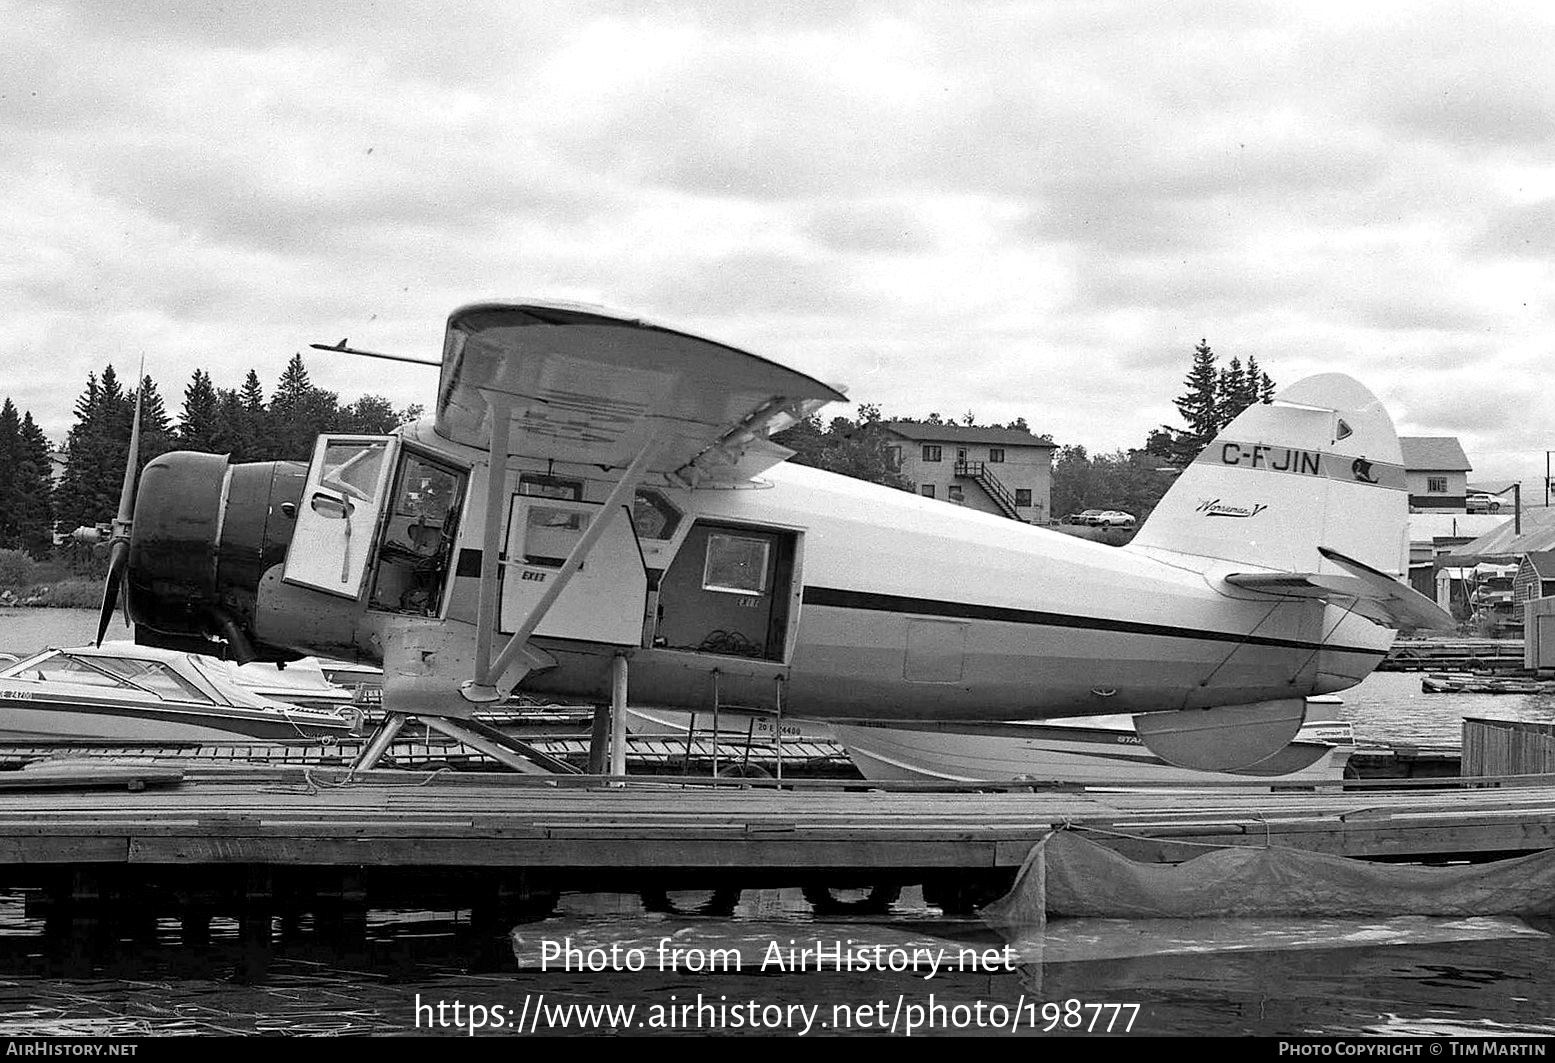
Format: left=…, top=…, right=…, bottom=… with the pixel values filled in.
left=15, top=652, right=214, bottom=703
left=91, top=656, right=213, bottom=703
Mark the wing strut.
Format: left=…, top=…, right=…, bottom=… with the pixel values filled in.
left=460, top=419, right=662, bottom=705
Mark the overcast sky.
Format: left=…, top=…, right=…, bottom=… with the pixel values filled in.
left=4, top=1, right=1552, bottom=490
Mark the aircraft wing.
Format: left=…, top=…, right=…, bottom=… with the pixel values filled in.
left=1224, top=546, right=1455, bottom=633
left=434, top=302, right=845, bottom=484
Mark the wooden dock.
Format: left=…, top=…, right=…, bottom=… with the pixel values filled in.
left=1381, top=637, right=1525, bottom=672
left=1, top=761, right=1553, bottom=936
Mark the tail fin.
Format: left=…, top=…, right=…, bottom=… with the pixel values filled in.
left=1128, top=374, right=1408, bottom=578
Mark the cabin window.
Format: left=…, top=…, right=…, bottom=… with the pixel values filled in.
left=989, top=448, right=1005, bottom=463
left=921, top=484, right=935, bottom=499
left=1015, top=489, right=1032, bottom=506
left=631, top=487, right=682, bottom=541
left=1428, top=477, right=1447, bottom=493
left=922, top=445, right=942, bottom=462
left=524, top=506, right=590, bottom=567
left=702, top=533, right=771, bottom=595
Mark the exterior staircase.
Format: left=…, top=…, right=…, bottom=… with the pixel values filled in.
left=953, top=461, right=1023, bottom=520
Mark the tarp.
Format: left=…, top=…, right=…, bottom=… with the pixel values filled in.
left=983, top=831, right=1555, bottom=932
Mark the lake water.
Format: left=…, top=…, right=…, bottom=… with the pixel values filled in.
left=0, top=610, right=1552, bottom=1038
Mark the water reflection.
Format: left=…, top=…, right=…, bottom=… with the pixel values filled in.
left=2, top=886, right=1552, bottom=1036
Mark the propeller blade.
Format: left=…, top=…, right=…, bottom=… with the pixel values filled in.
left=96, top=541, right=128, bottom=646
left=97, top=362, right=144, bottom=645
left=116, top=370, right=144, bottom=527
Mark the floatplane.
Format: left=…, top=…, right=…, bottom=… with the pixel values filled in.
left=79, top=301, right=1451, bottom=776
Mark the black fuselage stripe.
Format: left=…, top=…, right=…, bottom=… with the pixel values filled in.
left=801, top=587, right=1384, bottom=657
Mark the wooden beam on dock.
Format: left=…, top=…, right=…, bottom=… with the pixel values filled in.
left=0, top=766, right=1549, bottom=881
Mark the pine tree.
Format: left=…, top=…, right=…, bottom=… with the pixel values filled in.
left=0, top=400, right=20, bottom=549
left=1240, top=353, right=1276, bottom=409
left=1163, top=340, right=1220, bottom=466
left=209, top=388, right=249, bottom=460
left=131, top=374, right=177, bottom=465
left=267, top=354, right=339, bottom=459
left=1216, top=356, right=1247, bottom=429
left=14, top=413, right=54, bottom=557
left=178, top=369, right=220, bottom=451
left=55, top=368, right=128, bottom=534
left=1258, top=370, right=1276, bottom=403
left=272, top=353, right=312, bottom=407
left=1243, top=354, right=1263, bottom=407
left=237, top=369, right=269, bottom=460
left=239, top=370, right=265, bottom=412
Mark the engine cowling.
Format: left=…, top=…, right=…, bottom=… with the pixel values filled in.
left=125, top=452, right=306, bottom=662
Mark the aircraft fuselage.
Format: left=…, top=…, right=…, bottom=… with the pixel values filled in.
left=210, top=419, right=1394, bottom=723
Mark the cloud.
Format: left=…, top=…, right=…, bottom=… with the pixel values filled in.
left=4, top=0, right=1554, bottom=488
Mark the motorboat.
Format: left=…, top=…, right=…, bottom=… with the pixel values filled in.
left=831, top=711, right=1354, bottom=786
left=0, top=643, right=361, bottom=743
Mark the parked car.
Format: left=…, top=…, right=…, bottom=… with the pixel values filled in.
left=1466, top=492, right=1501, bottom=514
left=1093, top=510, right=1136, bottom=527
left=1062, top=510, right=1106, bottom=525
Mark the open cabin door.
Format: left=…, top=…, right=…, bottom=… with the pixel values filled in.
left=654, top=521, right=798, bottom=662
left=500, top=497, right=647, bottom=646
left=283, top=436, right=399, bottom=599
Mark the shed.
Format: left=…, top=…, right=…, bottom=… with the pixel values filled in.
left=1514, top=551, right=1555, bottom=606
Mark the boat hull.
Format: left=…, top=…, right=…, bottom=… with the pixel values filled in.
left=831, top=718, right=1353, bottom=786
left=0, top=686, right=356, bottom=744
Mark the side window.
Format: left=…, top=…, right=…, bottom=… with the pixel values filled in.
left=922, top=445, right=942, bottom=462
left=631, top=488, right=682, bottom=541
left=989, top=448, right=1005, bottom=463
left=320, top=440, right=389, bottom=501
left=920, top=484, right=935, bottom=499
left=702, top=533, right=771, bottom=595
left=1015, top=489, right=1033, bottom=507
left=525, top=506, right=591, bottom=567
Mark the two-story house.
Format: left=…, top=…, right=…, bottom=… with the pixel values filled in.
left=879, top=422, right=1056, bottom=523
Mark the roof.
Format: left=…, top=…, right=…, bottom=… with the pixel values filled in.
left=881, top=421, right=1055, bottom=447
left=1522, top=551, right=1555, bottom=579
left=1407, top=514, right=1508, bottom=542
left=1446, top=506, right=1555, bottom=560
left=1399, top=436, right=1472, bottom=472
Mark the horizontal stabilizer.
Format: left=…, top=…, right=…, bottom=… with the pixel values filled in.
left=1225, top=546, right=1455, bottom=633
